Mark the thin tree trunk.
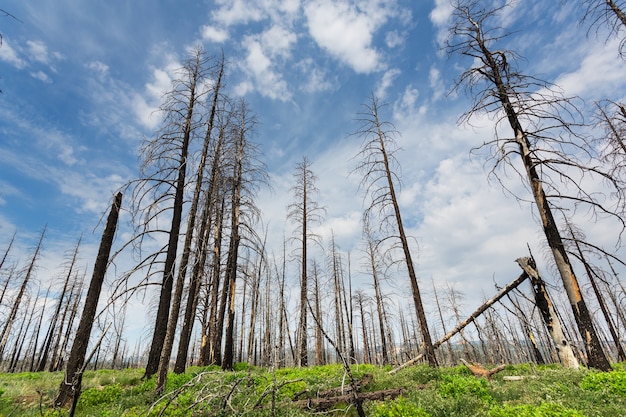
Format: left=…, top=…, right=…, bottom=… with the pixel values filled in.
left=7, top=296, right=33, bottom=372
left=37, top=237, right=81, bottom=372
left=343, top=253, right=356, bottom=363
left=313, top=263, right=324, bottom=365
left=356, top=293, right=370, bottom=364
left=28, top=285, right=50, bottom=371
left=568, top=229, right=626, bottom=361
left=0, top=227, right=45, bottom=362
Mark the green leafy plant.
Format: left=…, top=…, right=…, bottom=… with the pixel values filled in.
left=580, top=370, right=626, bottom=397
left=372, top=396, right=431, bottom=417
left=77, top=383, right=123, bottom=407
left=438, top=374, right=494, bottom=403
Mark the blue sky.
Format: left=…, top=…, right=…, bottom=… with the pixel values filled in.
left=1, top=1, right=626, bottom=346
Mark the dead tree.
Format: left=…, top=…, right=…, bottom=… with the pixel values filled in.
left=565, top=223, right=626, bottom=361
left=287, top=157, right=325, bottom=367
left=581, top=0, right=626, bottom=57
left=55, top=192, right=122, bottom=407
left=0, top=227, right=45, bottom=363
left=221, top=99, right=267, bottom=371
left=362, top=222, right=390, bottom=365
left=448, top=0, right=614, bottom=371
left=391, top=271, right=528, bottom=374
left=516, top=257, right=579, bottom=368
left=154, top=50, right=222, bottom=393
left=352, top=94, right=437, bottom=367
left=37, top=237, right=82, bottom=372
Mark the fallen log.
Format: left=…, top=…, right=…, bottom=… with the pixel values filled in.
left=391, top=271, right=529, bottom=374
left=294, top=388, right=404, bottom=411
left=460, top=358, right=506, bottom=380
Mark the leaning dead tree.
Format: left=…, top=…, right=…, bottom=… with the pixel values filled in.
left=352, top=94, right=437, bottom=367
left=55, top=192, right=122, bottom=407
left=448, top=0, right=614, bottom=371
left=391, top=270, right=528, bottom=374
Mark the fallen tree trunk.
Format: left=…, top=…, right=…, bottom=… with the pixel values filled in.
left=391, top=271, right=529, bottom=374
left=294, top=388, right=405, bottom=411
left=460, top=358, right=506, bottom=380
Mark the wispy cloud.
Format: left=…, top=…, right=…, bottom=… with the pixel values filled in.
left=375, top=68, right=401, bottom=99
left=0, top=38, right=27, bottom=69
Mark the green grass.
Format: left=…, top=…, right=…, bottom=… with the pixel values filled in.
left=0, top=363, right=625, bottom=416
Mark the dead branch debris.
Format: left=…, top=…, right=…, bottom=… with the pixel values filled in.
left=460, top=359, right=507, bottom=380
left=291, top=373, right=426, bottom=412
left=294, top=388, right=405, bottom=412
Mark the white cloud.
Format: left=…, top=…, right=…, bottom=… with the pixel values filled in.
left=304, top=0, right=389, bottom=74
left=385, top=30, right=405, bottom=48
left=86, top=60, right=109, bottom=77
left=30, top=70, right=52, bottom=83
left=0, top=39, right=27, bottom=69
left=375, top=68, right=401, bottom=99
left=260, top=25, right=297, bottom=58
left=429, top=66, right=445, bottom=101
left=131, top=53, right=180, bottom=130
left=238, top=26, right=296, bottom=100
left=429, top=0, right=454, bottom=45
left=296, top=58, right=336, bottom=93
left=554, top=39, right=626, bottom=100
left=201, top=25, right=229, bottom=43
left=26, top=40, right=49, bottom=64
left=211, top=0, right=265, bottom=26
left=393, top=84, right=422, bottom=121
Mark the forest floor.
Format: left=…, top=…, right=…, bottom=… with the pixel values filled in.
left=0, top=362, right=625, bottom=416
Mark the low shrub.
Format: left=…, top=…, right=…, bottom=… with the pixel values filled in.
left=488, top=402, right=585, bottom=417
left=580, top=370, right=626, bottom=397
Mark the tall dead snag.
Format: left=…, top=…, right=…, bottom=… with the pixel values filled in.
left=55, top=192, right=122, bottom=407
left=126, top=47, right=210, bottom=380
left=287, top=157, right=325, bottom=367
left=174, top=54, right=226, bottom=374
left=222, top=99, right=267, bottom=370
left=515, top=257, right=579, bottom=368
left=391, top=271, right=528, bottom=374
left=448, top=0, right=613, bottom=371
left=352, top=94, right=437, bottom=366
left=155, top=50, right=222, bottom=394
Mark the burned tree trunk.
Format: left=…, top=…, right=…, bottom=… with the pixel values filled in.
left=55, top=192, right=122, bottom=407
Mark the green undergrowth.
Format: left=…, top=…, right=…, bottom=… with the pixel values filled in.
left=0, top=362, right=625, bottom=416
